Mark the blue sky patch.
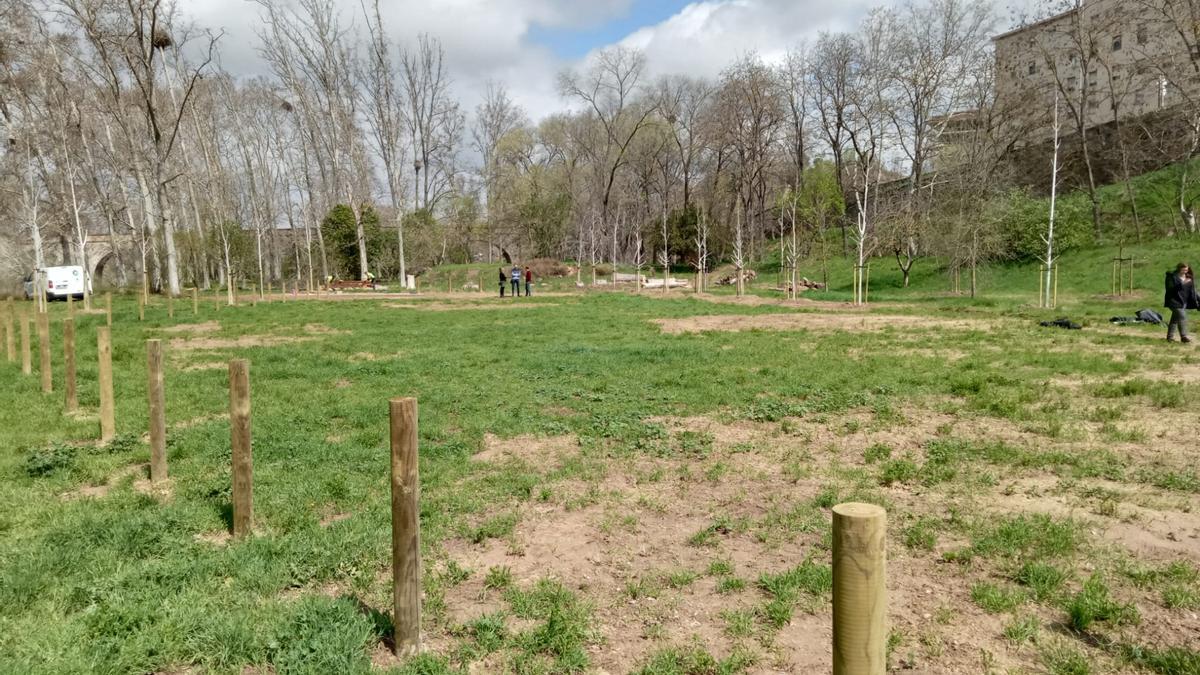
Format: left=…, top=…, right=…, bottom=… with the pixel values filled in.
left=528, top=1, right=695, bottom=58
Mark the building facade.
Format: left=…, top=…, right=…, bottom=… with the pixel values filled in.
left=993, top=0, right=1196, bottom=141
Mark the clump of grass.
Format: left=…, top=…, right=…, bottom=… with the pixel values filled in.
left=971, top=582, right=1028, bottom=613
left=902, top=518, right=938, bottom=551
left=483, top=566, right=513, bottom=591
left=440, top=560, right=471, bottom=586
left=506, top=579, right=594, bottom=672
left=1066, top=575, right=1139, bottom=631
left=625, top=577, right=662, bottom=600
left=1121, top=643, right=1200, bottom=674
left=1015, top=561, right=1070, bottom=601
left=23, top=442, right=77, bottom=477
left=1003, top=615, right=1040, bottom=644
left=877, top=457, right=920, bottom=486
left=666, top=570, right=698, bottom=589
left=707, top=559, right=734, bottom=577
left=757, top=560, right=832, bottom=629
left=971, top=514, right=1083, bottom=561
left=721, top=609, right=755, bottom=639
left=716, top=577, right=746, bottom=594
left=863, top=443, right=892, bottom=464
left=635, top=646, right=755, bottom=674
left=466, top=512, right=519, bottom=544
left=465, top=612, right=507, bottom=653
left=1042, top=642, right=1091, bottom=675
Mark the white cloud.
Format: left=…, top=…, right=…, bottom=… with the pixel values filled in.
left=181, top=0, right=1008, bottom=128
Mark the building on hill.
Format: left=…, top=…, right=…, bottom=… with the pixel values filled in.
left=993, top=0, right=1195, bottom=142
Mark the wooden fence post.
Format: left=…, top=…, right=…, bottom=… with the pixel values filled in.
left=168, top=293, right=174, bottom=319
left=105, top=292, right=112, bottom=327
left=37, top=312, right=52, bottom=393
left=5, top=302, right=15, bottom=363
left=21, top=311, right=31, bottom=375
left=147, top=339, right=167, bottom=482
left=832, top=502, right=887, bottom=675
left=192, top=287, right=199, bottom=315
left=390, top=397, right=422, bottom=656
left=64, top=318, right=77, bottom=413
left=138, top=293, right=145, bottom=321
left=97, top=326, right=115, bottom=443
left=229, top=359, right=253, bottom=537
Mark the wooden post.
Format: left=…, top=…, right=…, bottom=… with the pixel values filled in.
left=146, top=339, right=168, bottom=482
left=229, top=359, right=253, bottom=537
left=865, top=264, right=871, bottom=305
left=21, top=311, right=31, bottom=375
left=832, top=502, right=887, bottom=675
left=390, top=397, right=422, bottom=656
left=67, top=292, right=74, bottom=318
left=1053, top=264, right=1059, bottom=309
left=168, top=293, right=174, bottom=319
left=192, top=288, right=199, bottom=315
left=138, top=293, right=145, bottom=321
left=1038, top=266, right=1045, bottom=308
left=37, top=312, right=52, bottom=393
left=1111, top=260, right=1117, bottom=297
left=5, top=302, right=14, bottom=363
left=105, top=292, right=112, bottom=327
left=64, top=318, right=77, bottom=413
left=97, top=326, right=115, bottom=443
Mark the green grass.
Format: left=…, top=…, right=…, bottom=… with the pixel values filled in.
left=2, top=270, right=1198, bottom=672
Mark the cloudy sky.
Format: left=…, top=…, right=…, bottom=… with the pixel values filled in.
left=182, top=0, right=1021, bottom=120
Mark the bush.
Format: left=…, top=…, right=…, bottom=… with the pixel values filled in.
left=988, top=189, right=1093, bottom=262
left=526, top=258, right=570, bottom=278
left=23, top=442, right=77, bottom=477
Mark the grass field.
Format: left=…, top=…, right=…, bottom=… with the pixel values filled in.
left=2, top=251, right=1200, bottom=674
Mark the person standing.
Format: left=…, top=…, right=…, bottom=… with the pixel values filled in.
left=511, top=265, right=521, bottom=298
left=498, top=267, right=506, bottom=298
left=524, top=266, right=533, bottom=297
left=1164, top=262, right=1199, bottom=343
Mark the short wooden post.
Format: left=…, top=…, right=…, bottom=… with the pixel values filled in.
left=5, top=302, right=15, bottom=363
left=865, top=264, right=871, bottom=305
left=1038, top=266, right=1045, bottom=307
left=832, top=502, right=887, bottom=675
left=390, top=397, right=422, bottom=656
left=64, top=318, right=77, bottom=413
left=167, top=293, right=174, bottom=319
left=137, top=293, right=145, bottom=321
left=1053, top=264, right=1060, bottom=309
left=37, top=312, right=52, bottom=393
left=97, top=326, right=115, bottom=443
left=147, top=339, right=167, bottom=482
left=21, top=311, right=32, bottom=375
left=229, top=359, right=253, bottom=537
left=105, top=292, right=112, bottom=327
left=67, top=292, right=74, bottom=318
left=192, top=287, right=199, bottom=315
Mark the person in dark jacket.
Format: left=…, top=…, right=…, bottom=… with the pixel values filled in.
left=498, top=267, right=506, bottom=298
left=1164, top=262, right=1199, bottom=343
left=524, top=266, right=533, bottom=297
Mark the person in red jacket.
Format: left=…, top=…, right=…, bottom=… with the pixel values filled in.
left=524, top=266, right=533, bottom=297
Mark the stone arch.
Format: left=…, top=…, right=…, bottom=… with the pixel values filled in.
left=92, top=251, right=115, bottom=286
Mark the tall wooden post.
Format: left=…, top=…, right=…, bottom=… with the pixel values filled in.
left=192, top=287, right=199, bottom=315
left=229, top=359, right=253, bottom=537
left=390, top=397, right=422, bottom=656
left=20, top=311, right=31, bottom=375
left=97, top=326, right=115, bottom=443
left=64, top=318, right=77, bottom=413
left=147, top=340, right=168, bottom=482
left=67, top=293, right=74, bottom=318
left=105, top=292, right=112, bottom=327
left=832, top=502, right=887, bottom=675
left=137, top=293, right=145, bottom=321
left=37, top=312, right=52, bottom=393
left=5, top=302, right=15, bottom=363
left=167, top=293, right=174, bottom=319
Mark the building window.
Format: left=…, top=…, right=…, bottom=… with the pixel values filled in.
left=1028, top=62, right=1038, bottom=75
left=1112, top=34, right=1122, bottom=51
left=1067, top=75, right=1078, bottom=90
left=1137, top=25, right=1148, bottom=45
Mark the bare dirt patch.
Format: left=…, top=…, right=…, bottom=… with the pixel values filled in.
left=181, top=361, right=226, bottom=372
left=158, top=320, right=220, bottom=335
left=169, top=334, right=319, bottom=351
left=383, top=301, right=560, bottom=312
left=472, top=434, right=577, bottom=465
left=194, top=530, right=231, bottom=547
left=333, top=378, right=352, bottom=389
left=653, top=312, right=987, bottom=335
left=61, top=463, right=149, bottom=500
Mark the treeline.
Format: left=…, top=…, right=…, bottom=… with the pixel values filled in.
left=2, top=0, right=1195, bottom=299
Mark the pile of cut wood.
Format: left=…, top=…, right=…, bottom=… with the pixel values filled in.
left=716, top=269, right=757, bottom=286
left=775, top=277, right=826, bottom=293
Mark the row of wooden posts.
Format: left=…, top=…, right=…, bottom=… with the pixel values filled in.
left=3, top=296, right=888, bottom=671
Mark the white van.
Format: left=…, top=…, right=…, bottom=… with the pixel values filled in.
left=23, top=266, right=91, bottom=301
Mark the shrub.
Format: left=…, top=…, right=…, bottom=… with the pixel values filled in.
left=23, top=442, right=77, bottom=477
left=527, top=258, right=570, bottom=278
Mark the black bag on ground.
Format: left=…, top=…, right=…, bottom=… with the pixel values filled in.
left=1040, top=317, right=1082, bottom=330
